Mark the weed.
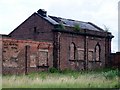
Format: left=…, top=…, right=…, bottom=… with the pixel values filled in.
left=48, top=67, right=59, bottom=73
left=102, top=69, right=118, bottom=79
left=2, top=68, right=119, bottom=88
left=73, top=24, right=80, bottom=32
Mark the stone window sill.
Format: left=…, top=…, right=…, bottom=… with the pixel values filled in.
left=69, top=59, right=85, bottom=62
left=37, top=65, right=49, bottom=68
left=89, top=61, right=101, bottom=62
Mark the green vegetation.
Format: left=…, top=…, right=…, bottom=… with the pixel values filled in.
left=73, top=24, right=80, bottom=32
left=2, top=68, right=119, bottom=88
left=55, top=23, right=66, bottom=30
left=104, top=25, right=109, bottom=32
left=48, top=67, right=59, bottom=73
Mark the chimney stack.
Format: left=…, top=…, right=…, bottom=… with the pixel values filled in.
left=37, top=9, right=47, bottom=17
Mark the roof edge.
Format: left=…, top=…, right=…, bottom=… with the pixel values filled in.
left=52, top=29, right=107, bottom=38
left=88, top=22, right=104, bottom=31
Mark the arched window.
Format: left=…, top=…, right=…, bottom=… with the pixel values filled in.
left=70, top=43, right=76, bottom=60
left=95, top=43, right=101, bottom=61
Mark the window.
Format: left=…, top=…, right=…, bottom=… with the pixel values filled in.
left=34, top=27, right=37, bottom=33
left=69, top=43, right=76, bottom=60
left=38, top=49, right=48, bottom=66
left=88, top=51, right=94, bottom=61
left=30, top=55, right=36, bottom=67
left=77, top=48, right=84, bottom=60
left=33, top=27, right=39, bottom=34
left=3, top=42, right=19, bottom=67
left=95, top=43, right=101, bottom=61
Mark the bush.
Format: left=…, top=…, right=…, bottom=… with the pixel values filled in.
left=48, top=67, right=59, bottom=73
left=61, top=69, right=74, bottom=73
left=102, top=69, right=118, bottom=79
left=55, top=23, right=65, bottom=30
left=73, top=24, right=80, bottom=32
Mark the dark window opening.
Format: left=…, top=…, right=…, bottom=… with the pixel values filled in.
left=34, top=27, right=37, bottom=33
left=33, top=27, right=39, bottom=34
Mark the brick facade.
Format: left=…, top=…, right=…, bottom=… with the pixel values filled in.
left=9, top=13, right=54, bottom=42
left=53, top=30, right=107, bottom=71
left=1, top=9, right=114, bottom=74
left=2, top=38, right=53, bottom=74
left=110, top=52, right=120, bottom=68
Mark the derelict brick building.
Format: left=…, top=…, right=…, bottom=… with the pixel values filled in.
left=1, top=9, right=114, bottom=74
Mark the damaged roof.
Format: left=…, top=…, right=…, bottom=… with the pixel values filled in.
left=36, top=9, right=104, bottom=32
left=49, top=16, right=104, bottom=31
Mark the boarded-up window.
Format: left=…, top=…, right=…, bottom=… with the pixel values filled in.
left=3, top=42, right=19, bottom=67
left=95, top=44, right=100, bottom=61
left=88, top=51, right=93, bottom=61
left=38, top=49, right=48, bottom=66
left=3, top=57, right=18, bottom=67
left=70, top=43, right=76, bottom=60
left=77, top=49, right=84, bottom=60
left=30, top=55, right=36, bottom=67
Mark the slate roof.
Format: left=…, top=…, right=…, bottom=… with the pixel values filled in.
left=36, top=12, right=104, bottom=32
left=49, top=16, right=104, bottom=31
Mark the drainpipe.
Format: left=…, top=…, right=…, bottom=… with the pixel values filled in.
left=53, top=32, right=61, bottom=69
left=58, top=32, right=61, bottom=71
left=25, top=46, right=27, bottom=75
left=84, top=30, right=87, bottom=70
left=25, top=45, right=30, bottom=75
left=86, top=36, right=88, bottom=70
left=84, top=29, right=88, bottom=70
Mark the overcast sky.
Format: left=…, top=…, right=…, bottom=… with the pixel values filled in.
left=0, top=0, right=119, bottom=52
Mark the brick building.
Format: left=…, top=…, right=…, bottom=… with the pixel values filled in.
left=1, top=9, right=114, bottom=74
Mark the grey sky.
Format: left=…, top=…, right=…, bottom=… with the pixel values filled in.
left=0, top=0, right=119, bottom=52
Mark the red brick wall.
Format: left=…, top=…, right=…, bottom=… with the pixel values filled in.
left=9, top=13, right=54, bottom=42
left=2, top=38, right=53, bottom=75
left=110, top=52, right=120, bottom=68
left=7, top=12, right=113, bottom=71
left=54, top=31, right=107, bottom=71
left=59, top=33, right=85, bottom=70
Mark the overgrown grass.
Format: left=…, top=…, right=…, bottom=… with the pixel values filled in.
left=2, top=68, right=120, bottom=88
